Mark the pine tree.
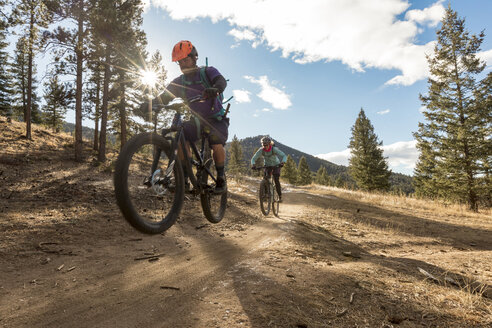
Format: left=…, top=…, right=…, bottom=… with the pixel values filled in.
left=474, top=72, right=492, bottom=207
left=297, top=156, right=312, bottom=186
left=348, top=108, right=391, bottom=191
left=85, top=32, right=105, bottom=151
left=281, top=155, right=298, bottom=185
left=41, top=73, right=73, bottom=132
left=315, top=166, right=331, bottom=186
left=334, top=175, right=345, bottom=188
left=414, top=6, right=489, bottom=211
left=90, top=0, right=148, bottom=160
left=10, top=36, right=41, bottom=123
left=44, top=0, right=91, bottom=161
left=11, top=0, right=53, bottom=139
left=91, top=0, right=117, bottom=162
left=227, top=135, right=245, bottom=178
left=0, top=13, right=13, bottom=119
left=111, top=0, right=147, bottom=149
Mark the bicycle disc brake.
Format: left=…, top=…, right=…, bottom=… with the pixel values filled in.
left=150, top=162, right=173, bottom=195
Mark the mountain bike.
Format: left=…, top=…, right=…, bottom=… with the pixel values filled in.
left=252, top=165, right=281, bottom=217
left=113, top=96, right=228, bottom=234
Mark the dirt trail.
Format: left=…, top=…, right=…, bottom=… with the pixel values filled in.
left=1, top=118, right=491, bottom=327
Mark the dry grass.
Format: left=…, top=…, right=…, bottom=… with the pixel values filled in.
left=303, top=184, right=491, bottom=225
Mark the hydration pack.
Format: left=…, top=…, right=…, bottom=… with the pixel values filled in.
left=180, top=66, right=232, bottom=120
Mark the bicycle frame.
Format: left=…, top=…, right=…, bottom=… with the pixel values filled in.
left=150, top=113, right=216, bottom=195
left=262, top=168, right=276, bottom=198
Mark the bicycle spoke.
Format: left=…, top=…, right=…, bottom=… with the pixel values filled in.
left=200, top=159, right=227, bottom=223
left=114, top=133, right=184, bottom=234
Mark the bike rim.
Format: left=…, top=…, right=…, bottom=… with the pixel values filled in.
left=125, top=141, right=180, bottom=227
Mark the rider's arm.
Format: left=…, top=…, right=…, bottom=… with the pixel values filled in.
left=211, top=75, right=227, bottom=93
left=274, top=147, right=287, bottom=163
left=135, top=84, right=177, bottom=120
left=251, top=147, right=263, bottom=166
left=205, top=66, right=227, bottom=93
left=154, top=85, right=176, bottom=105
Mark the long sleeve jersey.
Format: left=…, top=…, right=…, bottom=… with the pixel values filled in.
left=251, top=146, right=287, bottom=167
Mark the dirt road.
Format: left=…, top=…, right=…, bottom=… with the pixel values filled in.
left=1, top=120, right=491, bottom=327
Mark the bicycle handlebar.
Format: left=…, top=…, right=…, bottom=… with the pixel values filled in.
left=151, top=95, right=207, bottom=112
left=252, top=164, right=282, bottom=170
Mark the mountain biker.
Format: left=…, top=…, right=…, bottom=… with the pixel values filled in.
left=139, top=40, right=229, bottom=193
left=251, top=136, right=287, bottom=202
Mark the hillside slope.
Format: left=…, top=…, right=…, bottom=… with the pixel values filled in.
left=1, top=116, right=491, bottom=328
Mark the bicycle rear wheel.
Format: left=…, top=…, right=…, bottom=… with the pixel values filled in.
left=272, top=187, right=279, bottom=217
left=200, top=158, right=227, bottom=223
left=259, top=179, right=271, bottom=216
left=114, top=132, right=185, bottom=234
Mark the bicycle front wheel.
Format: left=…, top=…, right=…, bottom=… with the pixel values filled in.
left=114, top=132, right=185, bottom=234
left=200, top=158, right=227, bottom=223
left=259, top=179, right=271, bottom=216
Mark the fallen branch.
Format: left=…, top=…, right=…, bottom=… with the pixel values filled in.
left=160, top=286, right=180, bottom=291
left=349, top=292, right=355, bottom=304
left=134, top=253, right=165, bottom=261
left=417, top=267, right=439, bottom=283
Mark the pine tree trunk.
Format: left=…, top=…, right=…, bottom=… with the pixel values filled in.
left=21, top=72, right=26, bottom=122
left=26, top=10, right=34, bottom=140
left=119, top=74, right=127, bottom=149
left=74, top=0, right=84, bottom=162
left=93, top=68, right=101, bottom=151
left=97, top=46, right=111, bottom=162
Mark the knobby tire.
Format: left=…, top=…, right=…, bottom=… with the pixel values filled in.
left=114, top=132, right=185, bottom=234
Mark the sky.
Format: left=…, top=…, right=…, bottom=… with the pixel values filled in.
left=6, top=0, right=491, bottom=176
left=136, top=0, right=492, bottom=176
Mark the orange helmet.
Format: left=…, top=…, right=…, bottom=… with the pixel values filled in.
left=172, top=40, right=198, bottom=62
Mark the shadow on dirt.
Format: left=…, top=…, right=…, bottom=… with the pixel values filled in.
left=1, top=162, right=490, bottom=327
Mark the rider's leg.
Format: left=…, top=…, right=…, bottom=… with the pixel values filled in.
left=273, top=167, right=282, bottom=201
left=207, top=119, right=228, bottom=193
left=177, top=141, right=192, bottom=191
left=211, top=143, right=226, bottom=192
left=181, top=120, right=198, bottom=191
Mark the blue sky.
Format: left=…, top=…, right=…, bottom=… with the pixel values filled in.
left=139, top=0, right=492, bottom=175
left=6, top=1, right=490, bottom=175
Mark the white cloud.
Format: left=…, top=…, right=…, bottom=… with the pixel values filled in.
left=142, top=0, right=151, bottom=11
left=316, top=149, right=351, bottom=167
left=478, top=49, right=492, bottom=69
left=381, top=140, right=418, bottom=172
left=244, top=75, right=292, bottom=110
left=377, top=109, right=391, bottom=115
left=316, top=140, right=418, bottom=175
left=148, top=0, right=449, bottom=86
left=232, top=89, right=251, bottom=103
left=405, top=0, right=445, bottom=27
left=262, top=108, right=273, bottom=112
left=228, top=28, right=256, bottom=41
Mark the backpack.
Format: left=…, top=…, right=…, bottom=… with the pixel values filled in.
left=180, top=66, right=232, bottom=120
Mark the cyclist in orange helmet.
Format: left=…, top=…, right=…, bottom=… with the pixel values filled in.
left=139, top=40, right=229, bottom=193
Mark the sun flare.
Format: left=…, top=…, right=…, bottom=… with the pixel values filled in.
left=140, top=70, right=158, bottom=87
